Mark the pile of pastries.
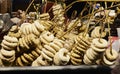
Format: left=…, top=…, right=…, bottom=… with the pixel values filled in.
left=0, top=3, right=119, bottom=67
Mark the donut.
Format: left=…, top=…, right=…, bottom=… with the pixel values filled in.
left=0, top=48, right=15, bottom=57
left=83, top=55, right=93, bottom=65
left=49, top=42, right=61, bottom=52
left=103, top=55, right=115, bottom=65
left=1, top=43, right=13, bottom=50
left=41, top=51, right=53, bottom=61
left=40, top=35, right=49, bottom=44
left=105, top=49, right=118, bottom=61
left=44, top=45, right=56, bottom=54
left=42, top=48, right=54, bottom=58
left=34, top=47, right=41, bottom=55
left=75, top=46, right=86, bottom=53
left=3, top=35, right=18, bottom=43
left=31, top=23, right=40, bottom=36
left=23, top=53, right=34, bottom=62
left=28, top=53, right=35, bottom=60
left=0, top=51, right=15, bottom=62
left=71, top=52, right=81, bottom=59
left=20, top=55, right=30, bottom=64
left=92, top=38, right=108, bottom=48
left=31, top=50, right=39, bottom=58
left=16, top=57, right=24, bottom=66
left=85, top=49, right=95, bottom=60
left=34, top=20, right=45, bottom=32
left=54, top=48, right=70, bottom=65
left=91, top=44, right=106, bottom=52
left=42, top=31, right=54, bottom=42
left=53, top=39, right=64, bottom=48
left=36, top=55, right=49, bottom=66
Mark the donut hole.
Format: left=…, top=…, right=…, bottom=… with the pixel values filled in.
left=42, top=58, right=46, bottom=61
left=46, top=33, right=50, bottom=36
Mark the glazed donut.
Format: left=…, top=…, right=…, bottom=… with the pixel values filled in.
left=3, top=35, right=18, bottom=43
left=91, top=44, right=106, bottom=52
left=44, top=45, right=56, bottom=54
left=105, top=49, right=118, bottom=61
left=92, top=38, right=108, bottom=48
left=0, top=48, right=15, bottom=57
left=53, top=48, right=70, bottom=65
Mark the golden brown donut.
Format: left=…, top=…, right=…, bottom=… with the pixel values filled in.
left=105, top=49, right=118, bottom=61
left=92, top=38, right=108, bottom=48
left=53, top=48, right=70, bottom=65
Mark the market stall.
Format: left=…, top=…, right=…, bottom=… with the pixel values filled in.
left=0, top=0, right=120, bottom=74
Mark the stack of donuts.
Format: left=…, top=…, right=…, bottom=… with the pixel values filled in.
left=101, top=48, right=118, bottom=66
left=52, top=4, right=65, bottom=26
left=83, top=38, right=108, bottom=65
left=91, top=26, right=107, bottom=38
left=70, top=33, right=92, bottom=65
left=0, top=35, right=18, bottom=66
left=0, top=2, right=119, bottom=67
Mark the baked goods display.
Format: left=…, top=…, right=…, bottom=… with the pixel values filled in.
left=0, top=1, right=119, bottom=68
